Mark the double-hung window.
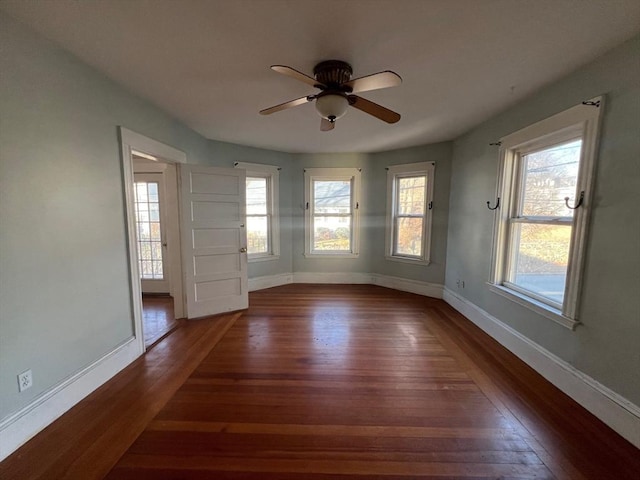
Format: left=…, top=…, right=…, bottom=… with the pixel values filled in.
left=490, top=97, right=603, bottom=328
left=386, top=162, right=435, bottom=264
left=235, top=162, right=280, bottom=261
left=304, top=167, right=361, bottom=257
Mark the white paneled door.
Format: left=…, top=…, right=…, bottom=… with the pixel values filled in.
left=180, top=165, right=248, bottom=318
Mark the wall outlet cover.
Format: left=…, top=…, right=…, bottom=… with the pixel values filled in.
left=18, top=370, right=33, bottom=392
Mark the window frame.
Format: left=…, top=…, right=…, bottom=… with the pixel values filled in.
left=385, top=162, right=435, bottom=265
left=304, top=167, right=361, bottom=258
left=489, top=97, right=604, bottom=329
left=235, top=162, right=280, bottom=262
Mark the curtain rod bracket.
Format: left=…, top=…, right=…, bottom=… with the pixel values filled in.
left=565, top=191, right=585, bottom=209
left=582, top=100, right=600, bottom=108
left=487, top=197, right=500, bottom=210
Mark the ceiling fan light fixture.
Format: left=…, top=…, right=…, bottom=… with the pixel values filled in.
left=315, top=93, right=349, bottom=122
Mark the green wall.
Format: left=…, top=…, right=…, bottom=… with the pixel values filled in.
left=445, top=34, right=640, bottom=404
left=0, top=12, right=213, bottom=418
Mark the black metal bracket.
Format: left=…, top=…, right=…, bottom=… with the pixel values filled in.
left=582, top=100, right=601, bottom=108
left=564, top=190, right=584, bottom=209
left=489, top=141, right=502, bottom=146
left=487, top=197, right=500, bottom=210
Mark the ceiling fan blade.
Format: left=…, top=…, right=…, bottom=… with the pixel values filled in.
left=343, top=71, right=402, bottom=94
left=348, top=95, right=401, bottom=123
left=320, top=118, right=335, bottom=131
left=271, top=65, right=326, bottom=89
left=260, top=96, right=312, bottom=115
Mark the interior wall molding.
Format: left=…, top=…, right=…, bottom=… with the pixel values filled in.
left=0, top=337, right=142, bottom=461
left=248, top=273, right=294, bottom=291
left=443, top=287, right=640, bottom=448
left=293, top=272, right=374, bottom=285
left=248, top=271, right=444, bottom=299
left=372, top=274, right=443, bottom=299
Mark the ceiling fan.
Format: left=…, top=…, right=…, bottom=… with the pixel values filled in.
left=260, top=60, right=402, bottom=131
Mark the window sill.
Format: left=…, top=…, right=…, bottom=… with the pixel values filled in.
left=488, top=283, right=580, bottom=331
left=385, top=255, right=430, bottom=266
left=248, top=254, right=280, bottom=263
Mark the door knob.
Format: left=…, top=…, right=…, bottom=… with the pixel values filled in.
left=239, top=247, right=247, bottom=253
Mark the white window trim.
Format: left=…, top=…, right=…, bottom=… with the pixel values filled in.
left=385, top=162, right=435, bottom=265
left=489, top=96, right=604, bottom=329
left=235, top=162, right=280, bottom=262
left=304, top=167, right=361, bottom=258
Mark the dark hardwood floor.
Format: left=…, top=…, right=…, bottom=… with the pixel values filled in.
left=142, top=295, right=178, bottom=348
left=1, top=285, right=637, bottom=479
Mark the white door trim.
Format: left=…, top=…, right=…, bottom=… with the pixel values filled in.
left=119, top=127, right=186, bottom=352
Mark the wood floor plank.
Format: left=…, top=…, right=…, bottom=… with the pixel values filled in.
left=0, top=311, right=240, bottom=480
left=2, top=284, right=637, bottom=479
left=108, top=285, right=555, bottom=478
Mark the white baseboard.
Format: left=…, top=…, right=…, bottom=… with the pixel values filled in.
left=248, top=273, right=293, bottom=291
left=0, top=337, right=142, bottom=461
left=443, top=287, right=640, bottom=448
left=372, top=274, right=444, bottom=298
left=248, top=271, right=444, bottom=299
left=293, top=271, right=374, bottom=284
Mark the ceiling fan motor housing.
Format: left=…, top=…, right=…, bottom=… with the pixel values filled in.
left=313, top=60, right=353, bottom=87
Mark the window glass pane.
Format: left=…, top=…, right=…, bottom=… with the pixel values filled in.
left=509, top=223, right=571, bottom=304
left=246, top=177, right=268, bottom=215
left=147, top=183, right=158, bottom=202
left=395, top=217, right=423, bottom=256
left=396, top=176, right=425, bottom=215
left=149, top=203, right=160, bottom=221
left=313, top=216, right=351, bottom=251
left=135, top=183, right=148, bottom=201
left=314, top=180, right=351, bottom=214
left=152, top=260, right=163, bottom=277
left=134, top=180, right=164, bottom=280
left=521, top=140, right=581, bottom=217
left=141, top=260, right=153, bottom=279
left=247, top=215, right=269, bottom=254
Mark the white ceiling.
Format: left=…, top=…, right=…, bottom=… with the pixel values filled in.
left=2, top=0, right=639, bottom=153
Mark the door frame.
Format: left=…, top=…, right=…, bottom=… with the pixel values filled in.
left=119, top=127, right=186, bottom=353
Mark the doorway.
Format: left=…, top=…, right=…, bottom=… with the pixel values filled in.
left=133, top=158, right=180, bottom=347
left=120, top=127, right=249, bottom=355
left=120, top=127, right=187, bottom=355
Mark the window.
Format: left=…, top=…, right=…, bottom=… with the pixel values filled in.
left=235, top=162, right=280, bottom=261
left=304, top=168, right=361, bottom=257
left=134, top=180, right=164, bottom=279
left=490, top=97, right=603, bottom=328
left=386, top=162, right=435, bottom=264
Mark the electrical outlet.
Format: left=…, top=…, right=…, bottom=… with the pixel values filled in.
left=18, top=370, right=33, bottom=392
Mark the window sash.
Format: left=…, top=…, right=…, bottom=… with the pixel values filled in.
left=235, top=162, right=280, bottom=261
left=386, top=163, right=434, bottom=264
left=311, top=178, right=354, bottom=253
left=489, top=96, right=603, bottom=326
left=502, top=138, right=582, bottom=309
left=304, top=168, right=360, bottom=257
left=246, top=212, right=271, bottom=255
